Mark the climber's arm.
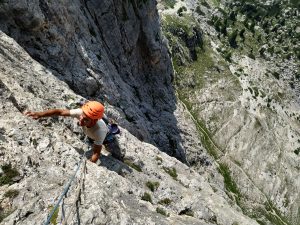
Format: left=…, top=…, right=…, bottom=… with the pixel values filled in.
left=90, top=144, right=102, bottom=163
left=24, top=109, right=70, bottom=119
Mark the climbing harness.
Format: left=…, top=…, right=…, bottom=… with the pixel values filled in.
left=44, top=152, right=87, bottom=225
left=104, top=123, right=120, bottom=144
left=102, top=115, right=120, bottom=144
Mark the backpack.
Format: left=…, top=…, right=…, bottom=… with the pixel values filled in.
left=102, top=117, right=120, bottom=145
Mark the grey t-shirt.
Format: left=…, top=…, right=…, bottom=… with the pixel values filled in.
left=70, top=108, right=108, bottom=145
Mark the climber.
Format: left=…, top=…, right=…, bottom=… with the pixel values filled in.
left=24, top=101, right=108, bottom=163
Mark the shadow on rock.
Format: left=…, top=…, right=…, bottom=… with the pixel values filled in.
left=98, top=154, right=133, bottom=177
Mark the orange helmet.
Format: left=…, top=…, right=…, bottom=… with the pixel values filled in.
left=81, top=101, right=104, bottom=119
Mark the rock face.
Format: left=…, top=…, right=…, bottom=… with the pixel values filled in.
left=158, top=0, right=300, bottom=224
left=0, top=31, right=259, bottom=225
left=0, top=0, right=186, bottom=160
left=0, top=0, right=299, bottom=225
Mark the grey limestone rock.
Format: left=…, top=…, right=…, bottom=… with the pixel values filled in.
left=0, top=30, right=258, bottom=225
left=0, top=0, right=299, bottom=224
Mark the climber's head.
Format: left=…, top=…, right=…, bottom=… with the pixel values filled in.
left=79, top=101, right=104, bottom=127
left=81, top=101, right=104, bottom=119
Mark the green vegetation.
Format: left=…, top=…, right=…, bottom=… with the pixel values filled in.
left=177, top=93, right=220, bottom=159
left=163, top=14, right=233, bottom=106
left=233, top=160, right=242, bottom=167
left=146, top=181, right=160, bottom=192
left=162, top=14, right=203, bottom=66
left=161, top=1, right=296, bottom=224
left=271, top=71, right=280, bottom=80
left=211, top=0, right=220, bottom=7
left=0, top=164, right=20, bottom=186
left=196, top=121, right=219, bottom=158
left=189, top=46, right=214, bottom=78
left=30, top=137, right=38, bottom=147
left=48, top=205, right=59, bottom=225
left=195, top=6, right=205, bottom=16
left=0, top=208, right=13, bottom=223
left=290, top=0, right=300, bottom=7
left=4, top=189, right=19, bottom=198
left=155, top=156, right=163, bottom=164
left=248, top=52, right=256, bottom=60
left=177, top=6, right=187, bottom=17
left=156, top=207, right=169, bottom=216
left=252, top=86, right=259, bottom=98
left=217, top=163, right=241, bottom=205
left=200, top=0, right=211, bottom=8
left=213, top=17, right=227, bottom=35
left=163, top=167, right=178, bottom=180
left=228, top=30, right=238, bottom=48
left=141, top=192, right=152, bottom=203
left=158, top=198, right=172, bottom=205
left=163, top=14, right=201, bottom=41
left=250, top=202, right=293, bottom=225
left=223, top=49, right=232, bottom=62
left=268, top=46, right=274, bottom=55
left=209, top=0, right=299, bottom=64
left=124, top=159, right=142, bottom=172
left=161, top=0, right=176, bottom=9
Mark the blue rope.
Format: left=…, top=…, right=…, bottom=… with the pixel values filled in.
left=44, top=153, right=86, bottom=225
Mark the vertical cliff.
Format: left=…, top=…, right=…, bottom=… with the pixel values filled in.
left=0, top=0, right=189, bottom=160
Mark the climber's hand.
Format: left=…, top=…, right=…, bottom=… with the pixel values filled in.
left=24, top=111, right=42, bottom=120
